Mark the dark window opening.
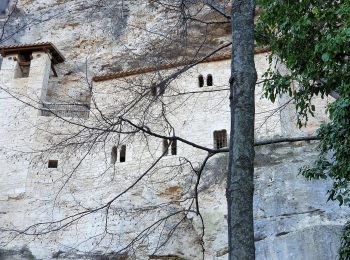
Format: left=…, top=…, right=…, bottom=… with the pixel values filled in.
left=171, top=140, right=177, bottom=155
left=48, top=160, right=58, bottom=168
left=15, top=51, right=32, bottom=78
left=163, top=139, right=176, bottom=156
left=151, top=85, right=157, bottom=96
left=120, top=145, right=126, bottom=162
left=163, top=139, right=169, bottom=155
left=111, top=146, right=118, bottom=164
left=198, top=75, right=204, bottom=88
left=0, top=0, right=9, bottom=15
left=207, top=74, right=213, bottom=86
left=214, top=129, right=227, bottom=149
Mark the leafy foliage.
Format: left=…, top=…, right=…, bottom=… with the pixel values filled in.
left=257, top=1, right=350, bottom=206
left=256, top=0, right=349, bottom=119
left=257, top=1, right=350, bottom=255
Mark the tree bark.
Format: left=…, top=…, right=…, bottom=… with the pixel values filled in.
left=227, top=1, right=257, bottom=259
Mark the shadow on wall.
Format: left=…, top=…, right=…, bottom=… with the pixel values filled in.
left=199, top=153, right=229, bottom=192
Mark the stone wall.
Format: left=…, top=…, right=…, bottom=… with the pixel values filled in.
left=0, top=1, right=347, bottom=260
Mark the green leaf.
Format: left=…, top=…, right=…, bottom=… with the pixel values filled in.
left=337, top=195, right=344, bottom=206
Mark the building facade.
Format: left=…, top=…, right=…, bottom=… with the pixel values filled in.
left=0, top=1, right=349, bottom=259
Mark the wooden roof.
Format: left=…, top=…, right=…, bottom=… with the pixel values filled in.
left=0, top=42, right=65, bottom=64
left=92, top=47, right=270, bottom=82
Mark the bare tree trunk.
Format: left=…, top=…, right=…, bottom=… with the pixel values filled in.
left=227, top=1, right=257, bottom=259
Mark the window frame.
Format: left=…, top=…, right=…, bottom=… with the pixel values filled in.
left=163, top=139, right=169, bottom=155
left=198, top=75, right=204, bottom=88
left=111, top=146, right=118, bottom=164
left=48, top=160, right=58, bottom=168
left=119, top=145, right=126, bottom=163
left=14, top=51, right=32, bottom=79
left=162, top=139, right=177, bottom=156
left=213, top=129, right=227, bottom=149
left=170, top=140, right=177, bottom=155
left=207, top=74, right=213, bottom=86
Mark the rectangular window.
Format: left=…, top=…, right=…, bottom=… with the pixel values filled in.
left=120, top=145, right=126, bottom=162
left=14, top=51, right=32, bottom=78
left=207, top=74, right=213, bottom=86
left=171, top=140, right=177, bottom=155
left=163, top=139, right=169, bottom=155
left=163, top=139, right=177, bottom=156
left=213, top=129, right=227, bottom=149
left=151, top=85, right=157, bottom=96
left=48, top=160, right=58, bottom=168
left=111, top=146, right=118, bottom=164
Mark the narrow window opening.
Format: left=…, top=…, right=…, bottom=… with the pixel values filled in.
left=207, top=74, right=213, bottom=86
left=48, top=160, right=58, bottom=168
left=111, top=146, right=118, bottom=164
left=15, top=51, right=32, bottom=78
left=120, top=145, right=126, bottom=162
left=151, top=85, right=157, bottom=96
left=213, top=129, right=227, bottom=149
left=198, top=75, right=204, bottom=88
left=171, top=140, right=177, bottom=155
left=163, top=139, right=169, bottom=155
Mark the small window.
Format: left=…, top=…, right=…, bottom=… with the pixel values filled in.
left=163, top=139, right=177, bottom=156
left=163, top=139, right=169, bottom=155
left=120, top=145, right=126, bottom=162
left=14, top=51, right=32, bottom=78
left=171, top=140, right=177, bottom=155
left=48, top=160, right=58, bottom=168
left=213, top=130, right=227, bottom=149
left=111, top=146, right=118, bottom=164
left=207, top=74, right=213, bottom=86
left=0, top=0, right=9, bottom=15
left=198, top=75, right=204, bottom=88
left=151, top=85, right=157, bottom=96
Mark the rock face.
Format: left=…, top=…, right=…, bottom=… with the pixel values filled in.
left=0, top=1, right=348, bottom=260
left=254, top=144, right=347, bottom=260
left=193, top=143, right=349, bottom=260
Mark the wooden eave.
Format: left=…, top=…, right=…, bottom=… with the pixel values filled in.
left=92, top=47, right=270, bottom=82
left=0, top=42, right=65, bottom=64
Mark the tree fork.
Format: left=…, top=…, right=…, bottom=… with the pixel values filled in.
left=227, top=0, right=257, bottom=259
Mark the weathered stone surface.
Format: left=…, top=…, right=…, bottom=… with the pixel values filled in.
left=0, top=1, right=347, bottom=260
left=256, top=225, right=343, bottom=260
left=189, top=143, right=350, bottom=259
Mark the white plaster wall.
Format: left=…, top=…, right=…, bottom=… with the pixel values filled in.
left=0, top=1, right=344, bottom=259
left=0, top=51, right=345, bottom=260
